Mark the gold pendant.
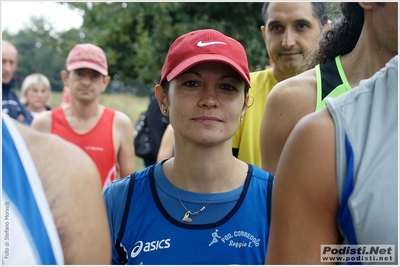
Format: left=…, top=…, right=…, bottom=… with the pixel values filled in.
left=182, top=211, right=192, bottom=222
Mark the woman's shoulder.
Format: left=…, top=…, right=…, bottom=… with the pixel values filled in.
left=103, top=166, right=152, bottom=196
left=249, top=164, right=274, bottom=182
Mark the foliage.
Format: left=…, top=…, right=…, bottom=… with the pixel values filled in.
left=67, top=2, right=267, bottom=95
left=3, top=17, right=66, bottom=91
left=3, top=2, right=340, bottom=96
left=327, top=2, right=341, bottom=20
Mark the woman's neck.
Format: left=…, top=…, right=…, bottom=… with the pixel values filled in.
left=27, top=104, right=46, bottom=113
left=163, top=155, right=246, bottom=193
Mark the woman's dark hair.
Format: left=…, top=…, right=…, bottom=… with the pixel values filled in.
left=308, top=3, right=366, bottom=67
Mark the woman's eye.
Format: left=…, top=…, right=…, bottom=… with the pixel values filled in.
left=184, top=81, right=199, bottom=88
left=220, top=84, right=236, bottom=92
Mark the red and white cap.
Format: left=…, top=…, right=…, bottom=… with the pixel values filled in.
left=66, top=43, right=108, bottom=76
left=160, top=29, right=250, bottom=87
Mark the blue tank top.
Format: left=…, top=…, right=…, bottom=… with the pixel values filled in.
left=326, top=56, right=398, bottom=264
left=103, top=161, right=274, bottom=264
left=1, top=114, right=64, bottom=264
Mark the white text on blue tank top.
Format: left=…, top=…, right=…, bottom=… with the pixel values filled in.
left=130, top=239, right=171, bottom=258
left=129, top=229, right=260, bottom=259
left=209, top=229, right=260, bottom=248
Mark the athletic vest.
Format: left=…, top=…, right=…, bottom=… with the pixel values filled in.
left=51, top=107, right=117, bottom=188
left=315, top=55, right=352, bottom=111
left=232, top=68, right=277, bottom=167
left=103, top=162, right=274, bottom=264
left=326, top=56, right=398, bottom=264
left=2, top=114, right=64, bottom=264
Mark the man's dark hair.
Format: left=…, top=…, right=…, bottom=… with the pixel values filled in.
left=262, top=2, right=328, bottom=28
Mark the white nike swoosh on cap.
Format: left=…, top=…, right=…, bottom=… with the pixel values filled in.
left=197, top=41, right=227, bottom=47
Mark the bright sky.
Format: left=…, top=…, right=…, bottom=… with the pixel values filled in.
left=1, top=1, right=84, bottom=34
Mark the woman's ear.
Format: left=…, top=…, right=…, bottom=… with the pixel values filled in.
left=155, top=84, right=169, bottom=115
left=241, top=93, right=250, bottom=118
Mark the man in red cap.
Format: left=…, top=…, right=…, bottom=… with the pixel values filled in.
left=32, top=43, right=135, bottom=189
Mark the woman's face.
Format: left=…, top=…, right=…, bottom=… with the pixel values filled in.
left=164, top=61, right=247, bottom=146
left=26, top=83, right=49, bottom=111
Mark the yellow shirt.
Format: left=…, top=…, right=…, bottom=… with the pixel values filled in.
left=232, top=68, right=277, bottom=167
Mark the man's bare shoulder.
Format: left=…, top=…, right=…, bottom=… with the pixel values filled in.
left=16, top=120, right=101, bottom=192
left=267, top=68, right=317, bottom=112
left=31, top=110, right=53, bottom=132
left=111, top=109, right=134, bottom=146
left=295, top=107, right=334, bottom=137
left=14, top=121, right=110, bottom=263
left=114, top=110, right=134, bottom=128
left=271, top=68, right=317, bottom=97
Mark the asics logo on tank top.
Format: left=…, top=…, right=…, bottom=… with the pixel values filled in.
left=130, top=239, right=171, bottom=259
left=197, top=41, right=227, bottom=47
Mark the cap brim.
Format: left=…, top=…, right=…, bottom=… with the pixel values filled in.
left=166, top=54, right=250, bottom=88
left=67, top=62, right=108, bottom=76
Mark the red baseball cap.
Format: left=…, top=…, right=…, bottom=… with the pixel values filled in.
left=66, top=43, right=108, bottom=76
left=160, top=29, right=250, bottom=87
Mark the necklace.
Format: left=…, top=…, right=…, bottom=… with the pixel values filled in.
left=172, top=159, right=236, bottom=223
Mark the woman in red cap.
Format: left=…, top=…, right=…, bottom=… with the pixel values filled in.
left=103, top=29, right=274, bottom=265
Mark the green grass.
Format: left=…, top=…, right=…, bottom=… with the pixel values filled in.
left=49, top=91, right=150, bottom=171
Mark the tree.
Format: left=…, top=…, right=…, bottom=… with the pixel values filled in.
left=3, top=17, right=68, bottom=91
left=4, top=2, right=340, bottom=96
left=67, top=2, right=267, bottom=95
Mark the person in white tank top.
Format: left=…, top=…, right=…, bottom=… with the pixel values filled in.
left=266, top=56, right=398, bottom=264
